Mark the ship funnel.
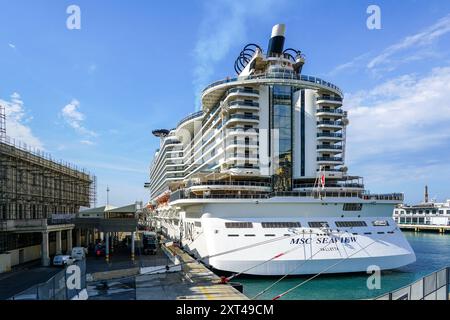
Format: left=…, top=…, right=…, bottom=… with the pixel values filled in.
left=267, top=24, right=286, bottom=56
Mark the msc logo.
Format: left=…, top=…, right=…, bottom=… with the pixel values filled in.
left=183, top=221, right=196, bottom=242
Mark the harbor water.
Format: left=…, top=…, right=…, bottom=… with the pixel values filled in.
left=239, top=231, right=450, bottom=300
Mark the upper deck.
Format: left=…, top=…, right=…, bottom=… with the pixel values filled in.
left=201, top=73, right=343, bottom=110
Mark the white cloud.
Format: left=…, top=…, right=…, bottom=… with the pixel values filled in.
left=0, top=92, right=43, bottom=149
left=327, top=53, right=371, bottom=77
left=329, top=14, right=450, bottom=76
left=193, top=0, right=284, bottom=109
left=80, top=139, right=95, bottom=146
left=345, top=66, right=450, bottom=163
left=61, top=99, right=97, bottom=137
left=8, top=43, right=16, bottom=49
left=367, top=14, right=450, bottom=71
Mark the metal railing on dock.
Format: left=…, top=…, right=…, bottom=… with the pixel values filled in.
left=375, top=267, right=449, bottom=300
left=8, top=260, right=86, bottom=300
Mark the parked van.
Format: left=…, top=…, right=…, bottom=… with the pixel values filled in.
left=71, top=247, right=86, bottom=261
left=143, top=232, right=158, bottom=255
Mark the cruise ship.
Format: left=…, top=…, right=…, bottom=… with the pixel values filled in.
left=146, top=24, right=416, bottom=276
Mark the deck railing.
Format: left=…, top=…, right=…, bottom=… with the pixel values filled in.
left=170, top=189, right=403, bottom=202
left=202, top=73, right=343, bottom=96
left=375, top=267, right=449, bottom=300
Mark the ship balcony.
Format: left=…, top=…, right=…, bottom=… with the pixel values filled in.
left=227, top=100, right=260, bottom=111
left=177, top=111, right=204, bottom=128
left=317, top=132, right=343, bottom=141
left=225, top=88, right=259, bottom=100
left=188, top=180, right=270, bottom=193
left=225, top=142, right=259, bottom=151
left=227, top=127, right=259, bottom=136
left=317, top=156, right=344, bottom=164
left=225, top=164, right=260, bottom=176
left=224, top=154, right=259, bottom=163
left=317, top=144, right=343, bottom=152
left=317, top=120, right=344, bottom=129
left=226, top=114, right=260, bottom=124
left=316, top=108, right=344, bottom=117
left=316, top=96, right=343, bottom=105
left=293, top=183, right=364, bottom=191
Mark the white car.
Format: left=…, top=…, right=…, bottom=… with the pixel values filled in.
left=53, top=255, right=74, bottom=266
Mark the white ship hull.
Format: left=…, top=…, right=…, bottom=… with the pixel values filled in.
left=158, top=198, right=416, bottom=276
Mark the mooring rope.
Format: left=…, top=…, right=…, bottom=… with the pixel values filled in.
left=270, top=228, right=396, bottom=300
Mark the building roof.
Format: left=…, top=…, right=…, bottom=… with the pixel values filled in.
left=106, top=204, right=138, bottom=213
left=79, top=205, right=117, bottom=214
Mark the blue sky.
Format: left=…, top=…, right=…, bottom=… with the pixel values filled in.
left=1, top=0, right=450, bottom=206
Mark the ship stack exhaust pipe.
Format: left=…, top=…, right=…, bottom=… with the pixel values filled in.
left=267, top=24, right=286, bottom=56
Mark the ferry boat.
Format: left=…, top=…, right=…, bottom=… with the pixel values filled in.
left=146, top=24, right=416, bottom=276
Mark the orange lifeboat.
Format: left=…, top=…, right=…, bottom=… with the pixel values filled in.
left=156, top=191, right=170, bottom=207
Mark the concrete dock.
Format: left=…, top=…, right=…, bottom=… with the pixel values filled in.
left=400, top=224, right=450, bottom=233
left=166, top=245, right=248, bottom=300
left=87, top=244, right=248, bottom=300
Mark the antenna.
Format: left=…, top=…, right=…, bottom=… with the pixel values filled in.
left=106, top=185, right=110, bottom=206
left=0, top=102, right=6, bottom=141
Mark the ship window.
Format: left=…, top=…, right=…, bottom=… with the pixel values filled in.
left=244, top=234, right=255, bottom=237
left=377, top=232, right=385, bottom=234
left=364, top=232, right=372, bottom=235
left=308, top=222, right=329, bottom=228
left=372, top=220, right=389, bottom=227
left=343, top=203, right=363, bottom=211
left=227, top=234, right=239, bottom=237
left=225, top=222, right=253, bottom=228
left=335, top=221, right=367, bottom=228
left=261, top=222, right=301, bottom=228
left=439, top=210, right=443, bottom=215
left=264, top=234, right=276, bottom=237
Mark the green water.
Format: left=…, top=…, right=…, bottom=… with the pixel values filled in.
left=239, top=232, right=450, bottom=300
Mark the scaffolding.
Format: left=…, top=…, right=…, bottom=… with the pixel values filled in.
left=0, top=135, right=97, bottom=225
left=0, top=103, right=5, bottom=141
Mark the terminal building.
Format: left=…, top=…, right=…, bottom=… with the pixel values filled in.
left=0, top=135, right=95, bottom=273
left=393, top=186, right=450, bottom=226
